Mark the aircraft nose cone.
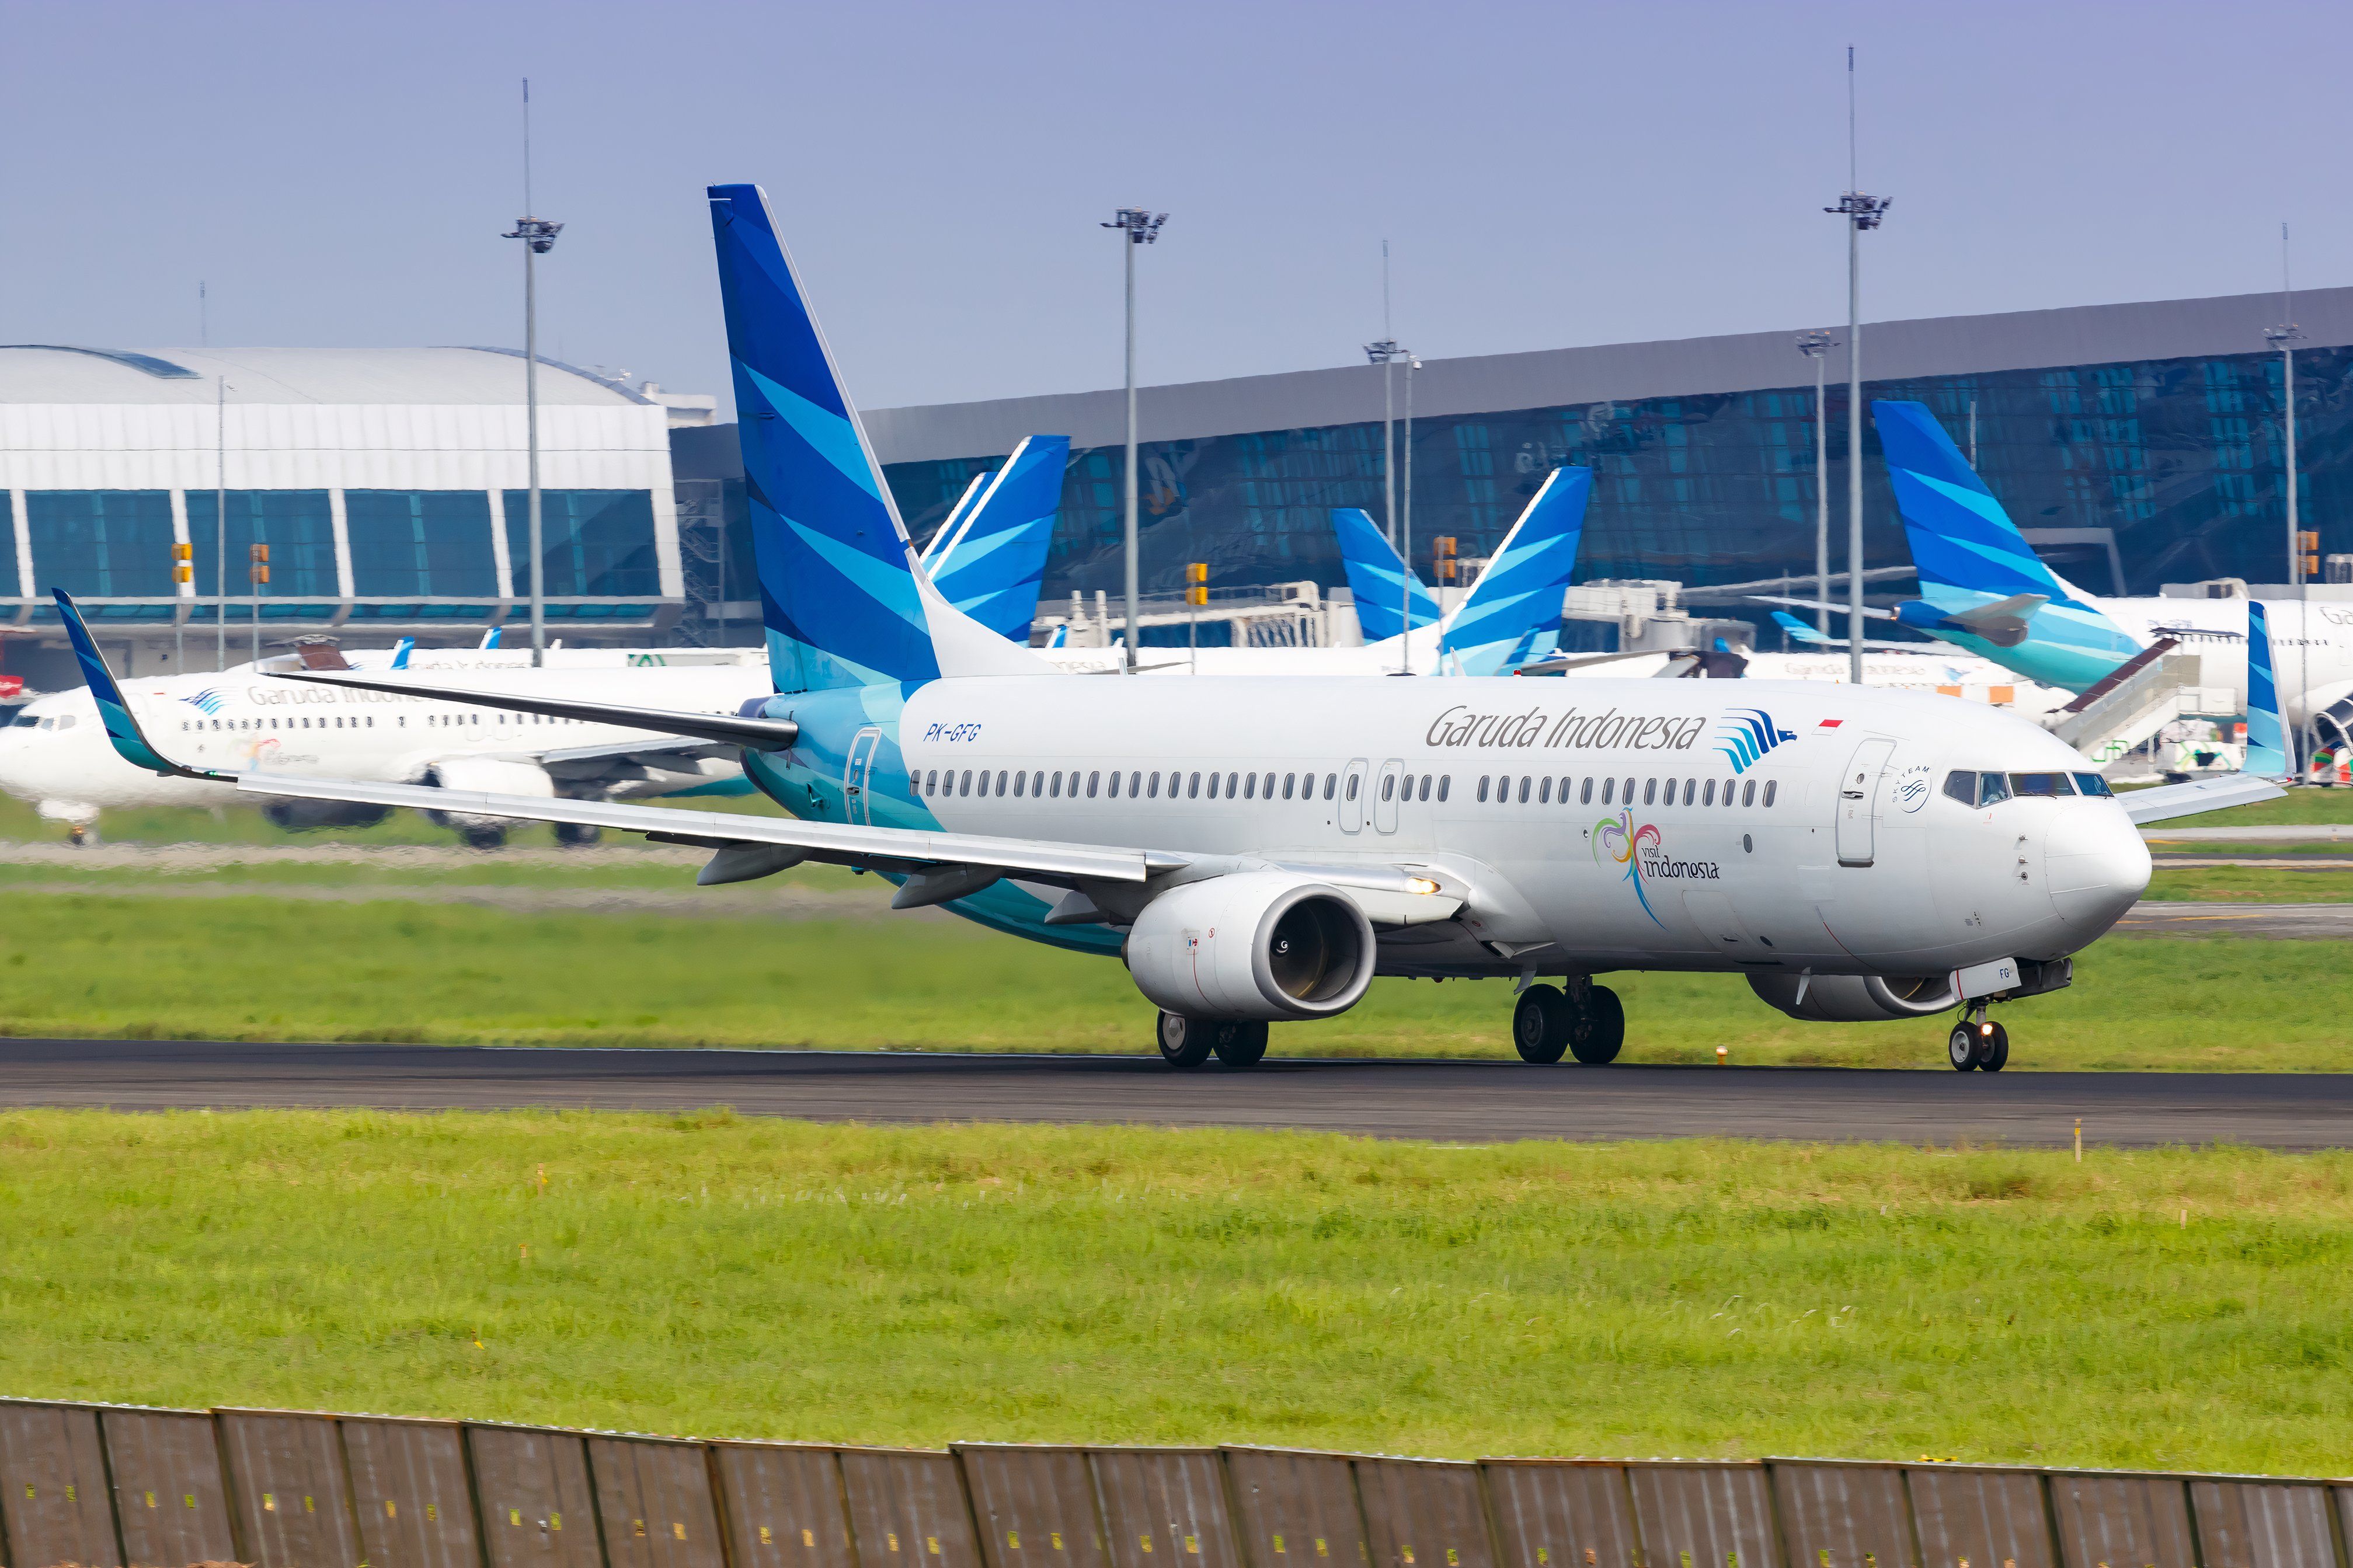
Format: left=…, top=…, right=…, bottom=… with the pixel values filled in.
left=2046, top=800, right=2150, bottom=936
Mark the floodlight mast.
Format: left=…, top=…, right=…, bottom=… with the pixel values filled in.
left=1102, top=207, right=1166, bottom=673
left=1795, top=332, right=1836, bottom=637
left=503, top=79, right=563, bottom=668
left=1825, top=46, right=1889, bottom=685
left=2268, top=221, right=2308, bottom=772
left=1365, top=337, right=1412, bottom=670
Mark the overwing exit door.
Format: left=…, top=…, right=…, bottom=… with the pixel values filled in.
left=1835, top=737, right=1896, bottom=866
left=1338, top=758, right=1370, bottom=833
left=1373, top=759, right=1405, bottom=833
left=845, top=727, right=883, bottom=824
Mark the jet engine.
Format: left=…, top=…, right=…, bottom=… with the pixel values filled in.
left=1126, top=872, right=1377, bottom=1022
left=1748, top=971, right=1958, bottom=1023
left=259, top=799, right=394, bottom=832
left=422, top=757, right=556, bottom=848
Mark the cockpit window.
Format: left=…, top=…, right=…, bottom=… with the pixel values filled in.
left=2072, top=772, right=2114, bottom=797
left=1943, top=770, right=1977, bottom=806
left=2009, top=772, right=2076, bottom=797
left=1978, top=772, right=2011, bottom=806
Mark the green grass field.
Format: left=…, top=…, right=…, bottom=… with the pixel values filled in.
left=1, top=1111, right=2345, bottom=1472
left=2, top=890, right=2347, bottom=1068
left=2145, top=866, right=2353, bottom=902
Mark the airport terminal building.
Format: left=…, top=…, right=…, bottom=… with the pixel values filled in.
left=851, top=285, right=2353, bottom=643
left=0, top=345, right=694, bottom=682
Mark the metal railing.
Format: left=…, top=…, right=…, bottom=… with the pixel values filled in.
left=1, top=1396, right=2345, bottom=1568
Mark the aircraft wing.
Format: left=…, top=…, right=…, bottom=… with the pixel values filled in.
left=2121, top=774, right=2285, bottom=826
left=232, top=770, right=1181, bottom=883
left=265, top=669, right=800, bottom=751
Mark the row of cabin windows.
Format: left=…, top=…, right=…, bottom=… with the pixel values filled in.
left=912, top=764, right=1778, bottom=811
left=1478, top=772, right=1778, bottom=809
left=176, top=712, right=590, bottom=733
left=919, top=767, right=1348, bottom=802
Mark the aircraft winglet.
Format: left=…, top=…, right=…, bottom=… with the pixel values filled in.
left=53, top=589, right=234, bottom=781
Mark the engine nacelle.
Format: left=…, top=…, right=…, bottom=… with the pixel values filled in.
left=422, top=757, right=555, bottom=831
left=1748, top=971, right=1958, bottom=1023
left=1126, top=873, right=1376, bottom=1022
left=260, top=798, right=394, bottom=832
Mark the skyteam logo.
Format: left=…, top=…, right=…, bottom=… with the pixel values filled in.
left=1714, top=708, right=1796, bottom=775
left=182, top=688, right=227, bottom=716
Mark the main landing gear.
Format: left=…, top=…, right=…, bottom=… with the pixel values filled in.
left=1512, top=977, right=1625, bottom=1065
left=1155, top=1012, right=1270, bottom=1071
left=1947, top=1005, right=2009, bottom=1072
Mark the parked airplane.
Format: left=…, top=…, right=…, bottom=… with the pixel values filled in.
left=58, top=182, right=2275, bottom=1071
left=0, top=653, right=765, bottom=845
left=1333, top=506, right=1442, bottom=640
left=1866, top=399, right=2353, bottom=746
left=1041, top=472, right=1590, bottom=677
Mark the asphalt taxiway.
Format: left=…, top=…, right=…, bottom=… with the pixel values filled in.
left=2, top=1039, right=2344, bottom=1149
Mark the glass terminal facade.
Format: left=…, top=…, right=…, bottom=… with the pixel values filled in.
left=879, top=343, right=2351, bottom=643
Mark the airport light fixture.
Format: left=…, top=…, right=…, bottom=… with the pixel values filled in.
left=503, top=214, right=563, bottom=668
left=2270, top=304, right=2309, bottom=770
left=1795, top=331, right=1837, bottom=637
left=1366, top=337, right=1404, bottom=552
left=1825, top=46, right=1889, bottom=684
left=1103, top=207, right=1167, bottom=673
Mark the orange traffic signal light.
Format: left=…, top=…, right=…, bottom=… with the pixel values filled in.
left=1185, top=562, right=1207, bottom=606
left=1434, top=536, right=1458, bottom=583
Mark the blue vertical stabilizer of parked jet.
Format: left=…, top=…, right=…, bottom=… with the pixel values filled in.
left=1331, top=507, right=1441, bottom=641
left=927, top=435, right=1069, bottom=642
left=1872, top=399, right=2142, bottom=691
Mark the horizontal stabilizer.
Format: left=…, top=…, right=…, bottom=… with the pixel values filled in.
left=267, top=670, right=802, bottom=751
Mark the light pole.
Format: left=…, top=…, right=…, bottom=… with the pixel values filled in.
left=1401, top=351, right=1419, bottom=674
left=1795, top=332, right=1835, bottom=636
left=1102, top=207, right=1166, bottom=673
left=1366, top=338, right=1400, bottom=551
left=504, top=79, right=562, bottom=668
left=2269, top=313, right=2308, bottom=773
left=215, top=375, right=228, bottom=670
left=1825, top=46, right=1889, bottom=684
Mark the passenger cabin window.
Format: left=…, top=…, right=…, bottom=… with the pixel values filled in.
left=1702, top=779, right=1715, bottom=806
left=1763, top=780, right=1778, bottom=807
left=1014, top=771, right=1026, bottom=797
left=1323, top=773, right=1337, bottom=799
left=1380, top=775, right=1394, bottom=802
left=1581, top=778, right=1594, bottom=804
left=1741, top=779, right=1756, bottom=806
left=1642, top=779, right=1656, bottom=806
left=1600, top=779, right=1613, bottom=805
left=1478, top=776, right=1491, bottom=803
left=1087, top=770, right=1100, bottom=797
left=1345, top=774, right=1360, bottom=802
left=1517, top=777, right=1531, bottom=803
left=1188, top=772, right=1201, bottom=798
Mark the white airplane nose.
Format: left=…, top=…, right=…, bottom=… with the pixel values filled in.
left=2045, top=800, right=2152, bottom=935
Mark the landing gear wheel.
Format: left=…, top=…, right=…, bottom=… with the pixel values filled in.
left=1212, top=1020, right=1269, bottom=1068
left=554, top=821, right=601, bottom=847
left=1512, top=985, right=1571, bottom=1063
left=457, top=824, right=508, bottom=851
left=1977, top=1020, right=2010, bottom=1072
left=1572, top=985, right=1625, bottom=1065
left=1948, top=1023, right=1979, bottom=1072
left=1155, top=1012, right=1214, bottom=1071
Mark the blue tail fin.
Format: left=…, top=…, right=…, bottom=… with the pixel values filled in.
left=1435, top=467, right=1590, bottom=676
left=1331, top=508, right=1440, bottom=641
left=925, top=435, right=1069, bottom=642
left=919, top=471, right=993, bottom=569
left=390, top=636, right=414, bottom=670
left=1872, top=400, right=2141, bottom=688
left=2244, top=600, right=2291, bottom=778
left=1771, top=610, right=1831, bottom=646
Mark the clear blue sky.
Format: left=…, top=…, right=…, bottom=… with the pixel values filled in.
left=2, top=0, right=2345, bottom=415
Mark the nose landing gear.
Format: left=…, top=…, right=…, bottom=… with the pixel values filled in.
left=1947, top=1005, right=2009, bottom=1072
left=1512, top=977, right=1626, bottom=1064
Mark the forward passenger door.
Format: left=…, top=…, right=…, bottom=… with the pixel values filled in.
left=1835, top=737, right=1896, bottom=866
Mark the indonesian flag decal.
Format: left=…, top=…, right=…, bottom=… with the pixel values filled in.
left=1818, top=718, right=1844, bottom=729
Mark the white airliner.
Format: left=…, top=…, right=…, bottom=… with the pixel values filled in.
left=0, top=654, right=765, bottom=845
left=53, top=182, right=2276, bottom=1071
